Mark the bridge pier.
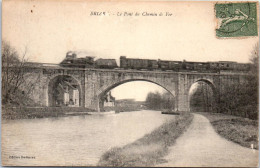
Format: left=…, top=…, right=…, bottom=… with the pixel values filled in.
left=175, top=93, right=190, bottom=112
left=175, top=74, right=190, bottom=112
left=97, top=100, right=101, bottom=112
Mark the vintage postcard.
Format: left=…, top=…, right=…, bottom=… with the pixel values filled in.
left=1, top=0, right=259, bottom=167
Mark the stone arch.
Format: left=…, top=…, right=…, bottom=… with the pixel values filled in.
left=47, top=74, right=83, bottom=107
left=188, top=79, right=217, bottom=112
left=195, top=79, right=217, bottom=96
left=97, top=79, right=176, bottom=111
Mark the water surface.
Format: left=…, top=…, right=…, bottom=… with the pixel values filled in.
left=2, top=110, right=175, bottom=166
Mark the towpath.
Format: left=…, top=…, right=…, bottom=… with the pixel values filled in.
left=157, top=114, right=258, bottom=167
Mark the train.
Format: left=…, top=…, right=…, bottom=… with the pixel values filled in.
left=59, top=52, right=251, bottom=72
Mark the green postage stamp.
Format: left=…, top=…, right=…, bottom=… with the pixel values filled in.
left=215, top=2, right=258, bottom=37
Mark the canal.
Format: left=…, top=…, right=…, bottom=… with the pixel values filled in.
left=2, top=110, right=175, bottom=166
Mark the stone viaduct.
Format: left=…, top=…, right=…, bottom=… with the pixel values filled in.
left=21, top=64, right=247, bottom=112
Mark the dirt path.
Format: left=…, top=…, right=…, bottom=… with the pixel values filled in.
left=157, top=114, right=258, bottom=167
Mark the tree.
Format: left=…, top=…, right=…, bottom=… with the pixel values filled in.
left=244, top=43, right=258, bottom=119
left=217, top=43, right=259, bottom=119
left=189, top=82, right=216, bottom=112
left=2, top=41, right=40, bottom=106
left=145, top=91, right=175, bottom=110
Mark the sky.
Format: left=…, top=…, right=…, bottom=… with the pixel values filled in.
left=2, top=0, right=259, bottom=101
left=110, top=81, right=166, bottom=101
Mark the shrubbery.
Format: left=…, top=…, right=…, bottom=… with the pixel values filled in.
left=145, top=91, right=175, bottom=110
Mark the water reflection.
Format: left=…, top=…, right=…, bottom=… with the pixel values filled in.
left=2, top=110, right=175, bottom=166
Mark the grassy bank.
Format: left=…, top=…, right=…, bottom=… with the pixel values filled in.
left=2, top=107, right=95, bottom=120
left=198, top=112, right=258, bottom=149
left=98, top=113, right=194, bottom=167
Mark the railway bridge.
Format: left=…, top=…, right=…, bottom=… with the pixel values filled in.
left=20, top=64, right=247, bottom=112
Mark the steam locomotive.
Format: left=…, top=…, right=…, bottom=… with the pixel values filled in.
left=60, top=51, right=118, bottom=69
left=60, top=52, right=251, bottom=72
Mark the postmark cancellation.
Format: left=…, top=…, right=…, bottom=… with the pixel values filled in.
left=215, top=2, right=258, bottom=37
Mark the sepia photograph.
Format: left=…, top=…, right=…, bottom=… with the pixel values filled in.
left=1, top=0, right=259, bottom=167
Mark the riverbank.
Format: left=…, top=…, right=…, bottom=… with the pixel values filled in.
left=98, top=112, right=194, bottom=167
left=104, top=106, right=142, bottom=113
left=198, top=112, right=258, bottom=149
left=2, top=107, right=95, bottom=120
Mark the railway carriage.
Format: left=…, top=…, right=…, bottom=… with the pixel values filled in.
left=233, top=63, right=251, bottom=71
left=158, top=59, right=181, bottom=71
left=120, top=56, right=157, bottom=70
left=147, top=59, right=158, bottom=70
left=194, top=62, right=210, bottom=71
left=218, top=61, right=236, bottom=70
left=183, top=61, right=195, bottom=70
left=208, top=62, right=219, bottom=70
left=95, top=59, right=118, bottom=69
